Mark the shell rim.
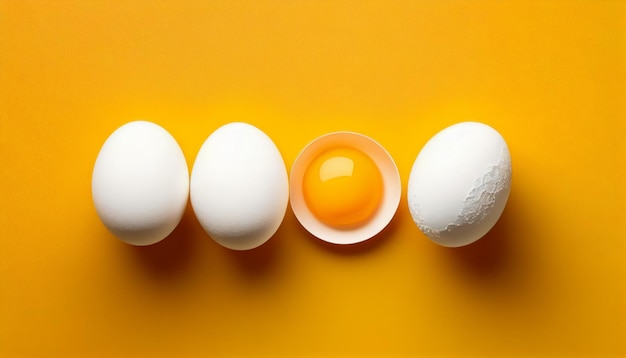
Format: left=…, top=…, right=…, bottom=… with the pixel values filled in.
left=289, top=131, right=401, bottom=245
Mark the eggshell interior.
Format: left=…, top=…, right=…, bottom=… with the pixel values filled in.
left=290, top=132, right=401, bottom=245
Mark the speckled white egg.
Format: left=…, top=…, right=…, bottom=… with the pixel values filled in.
left=190, top=122, right=289, bottom=251
left=92, top=121, right=189, bottom=246
left=407, top=122, right=512, bottom=247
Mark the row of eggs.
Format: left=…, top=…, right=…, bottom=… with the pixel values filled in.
left=92, top=121, right=512, bottom=249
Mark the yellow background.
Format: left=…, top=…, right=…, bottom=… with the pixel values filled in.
left=1, top=1, right=625, bottom=356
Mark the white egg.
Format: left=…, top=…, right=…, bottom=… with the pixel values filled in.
left=92, top=121, right=189, bottom=246
left=190, top=122, right=289, bottom=250
left=407, top=122, right=512, bottom=247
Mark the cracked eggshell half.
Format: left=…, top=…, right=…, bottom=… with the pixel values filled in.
left=190, top=122, right=289, bottom=251
left=407, top=122, right=512, bottom=247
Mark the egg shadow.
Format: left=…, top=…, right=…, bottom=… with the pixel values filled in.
left=127, top=205, right=198, bottom=279
left=221, top=206, right=305, bottom=278
left=441, top=189, right=522, bottom=277
left=222, top=227, right=283, bottom=278
left=304, top=213, right=401, bottom=256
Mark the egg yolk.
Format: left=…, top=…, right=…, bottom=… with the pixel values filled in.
left=302, top=146, right=384, bottom=228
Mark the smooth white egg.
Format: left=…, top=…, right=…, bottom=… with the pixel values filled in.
left=190, top=122, right=288, bottom=250
left=407, top=122, right=512, bottom=247
left=92, top=121, right=189, bottom=246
